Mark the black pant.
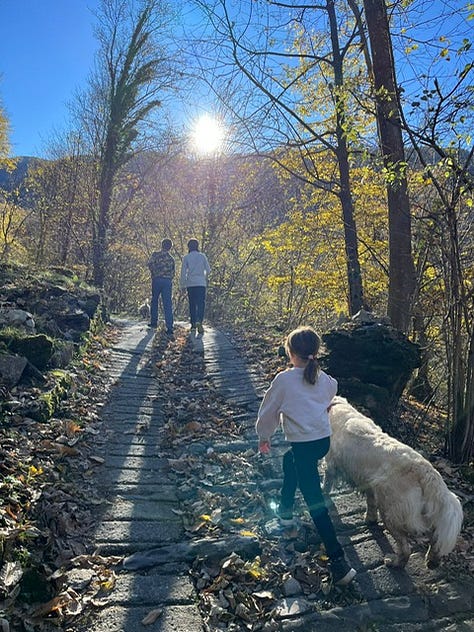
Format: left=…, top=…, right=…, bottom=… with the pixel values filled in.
left=186, top=286, right=206, bottom=326
left=281, top=437, right=344, bottom=560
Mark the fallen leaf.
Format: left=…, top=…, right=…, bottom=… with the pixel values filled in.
left=0, top=561, right=23, bottom=587
left=56, top=444, right=79, bottom=456
left=142, top=608, right=163, bottom=625
left=28, top=465, right=43, bottom=476
left=64, top=599, right=83, bottom=615
left=32, top=593, right=70, bottom=617
left=184, top=421, right=202, bottom=432
left=66, top=421, right=82, bottom=435
left=89, top=456, right=105, bottom=464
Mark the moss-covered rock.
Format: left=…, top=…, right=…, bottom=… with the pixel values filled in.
left=0, top=263, right=101, bottom=342
left=0, top=333, right=53, bottom=371
left=25, top=370, right=73, bottom=422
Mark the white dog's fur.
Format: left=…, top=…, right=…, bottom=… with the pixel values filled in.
left=325, top=396, right=463, bottom=568
left=138, top=299, right=150, bottom=320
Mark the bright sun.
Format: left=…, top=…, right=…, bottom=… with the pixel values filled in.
left=192, top=114, right=225, bottom=154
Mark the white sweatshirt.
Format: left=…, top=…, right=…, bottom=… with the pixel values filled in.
left=256, top=367, right=338, bottom=443
left=180, top=251, right=211, bottom=288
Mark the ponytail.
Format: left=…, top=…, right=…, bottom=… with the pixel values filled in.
left=304, top=356, right=320, bottom=385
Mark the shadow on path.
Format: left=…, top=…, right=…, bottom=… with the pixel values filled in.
left=81, top=320, right=201, bottom=631
left=71, top=321, right=473, bottom=632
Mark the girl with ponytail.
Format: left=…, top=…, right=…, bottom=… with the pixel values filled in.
left=256, top=326, right=356, bottom=586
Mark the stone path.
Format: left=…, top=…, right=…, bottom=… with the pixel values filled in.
left=70, top=321, right=473, bottom=632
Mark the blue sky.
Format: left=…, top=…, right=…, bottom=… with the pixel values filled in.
left=1, top=1, right=471, bottom=158
left=0, top=0, right=215, bottom=157
left=0, top=0, right=100, bottom=156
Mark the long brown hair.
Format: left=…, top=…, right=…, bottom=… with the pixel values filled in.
left=285, top=326, right=321, bottom=384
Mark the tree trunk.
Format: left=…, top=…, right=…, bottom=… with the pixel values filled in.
left=327, top=0, right=364, bottom=315
left=444, top=202, right=474, bottom=462
left=362, top=0, right=416, bottom=332
left=93, top=159, right=114, bottom=288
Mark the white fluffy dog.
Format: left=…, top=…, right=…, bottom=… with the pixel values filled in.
left=138, top=299, right=150, bottom=320
left=324, top=396, right=463, bottom=569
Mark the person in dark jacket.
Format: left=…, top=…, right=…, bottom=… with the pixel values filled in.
left=147, top=238, right=175, bottom=336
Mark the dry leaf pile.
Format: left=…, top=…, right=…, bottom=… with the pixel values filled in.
left=148, top=329, right=364, bottom=631
left=0, top=326, right=122, bottom=630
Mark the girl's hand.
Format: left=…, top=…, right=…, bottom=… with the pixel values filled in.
left=259, top=440, right=271, bottom=454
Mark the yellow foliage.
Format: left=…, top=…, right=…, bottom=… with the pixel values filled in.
left=240, top=529, right=258, bottom=538
left=251, top=157, right=392, bottom=324
left=28, top=465, right=44, bottom=477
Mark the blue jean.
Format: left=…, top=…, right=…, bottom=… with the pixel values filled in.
left=281, top=437, right=344, bottom=560
left=186, top=286, right=206, bottom=326
left=150, top=277, right=173, bottom=330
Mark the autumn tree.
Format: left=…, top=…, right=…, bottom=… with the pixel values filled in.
left=252, top=160, right=389, bottom=329
left=394, top=11, right=474, bottom=461
left=74, top=0, right=178, bottom=288
left=0, top=194, right=32, bottom=263
left=190, top=0, right=367, bottom=316
left=0, top=100, right=27, bottom=262
left=24, top=143, right=93, bottom=269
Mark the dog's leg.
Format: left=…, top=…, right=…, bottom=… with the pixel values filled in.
left=321, top=461, right=337, bottom=508
left=365, top=489, right=378, bottom=524
left=425, top=545, right=440, bottom=569
left=383, top=527, right=411, bottom=568
left=322, top=459, right=334, bottom=493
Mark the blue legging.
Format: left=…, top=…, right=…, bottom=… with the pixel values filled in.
left=186, top=286, right=206, bottom=326
left=281, top=437, right=344, bottom=560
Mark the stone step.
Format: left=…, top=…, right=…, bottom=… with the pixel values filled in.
left=93, top=520, right=183, bottom=547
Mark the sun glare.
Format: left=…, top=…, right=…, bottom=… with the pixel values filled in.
left=192, top=114, right=225, bottom=154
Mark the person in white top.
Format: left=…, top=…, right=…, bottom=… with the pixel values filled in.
left=179, top=238, right=211, bottom=334
left=256, top=326, right=356, bottom=586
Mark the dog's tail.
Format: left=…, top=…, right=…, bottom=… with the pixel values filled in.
left=431, top=489, right=463, bottom=557
left=422, top=467, right=463, bottom=559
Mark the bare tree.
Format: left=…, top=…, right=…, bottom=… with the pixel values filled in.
left=0, top=98, right=10, bottom=158
left=189, top=0, right=366, bottom=315
left=399, top=57, right=473, bottom=462
left=24, top=138, right=93, bottom=269
left=75, top=0, right=177, bottom=287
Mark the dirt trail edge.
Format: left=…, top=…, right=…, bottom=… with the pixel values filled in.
left=68, top=320, right=473, bottom=632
